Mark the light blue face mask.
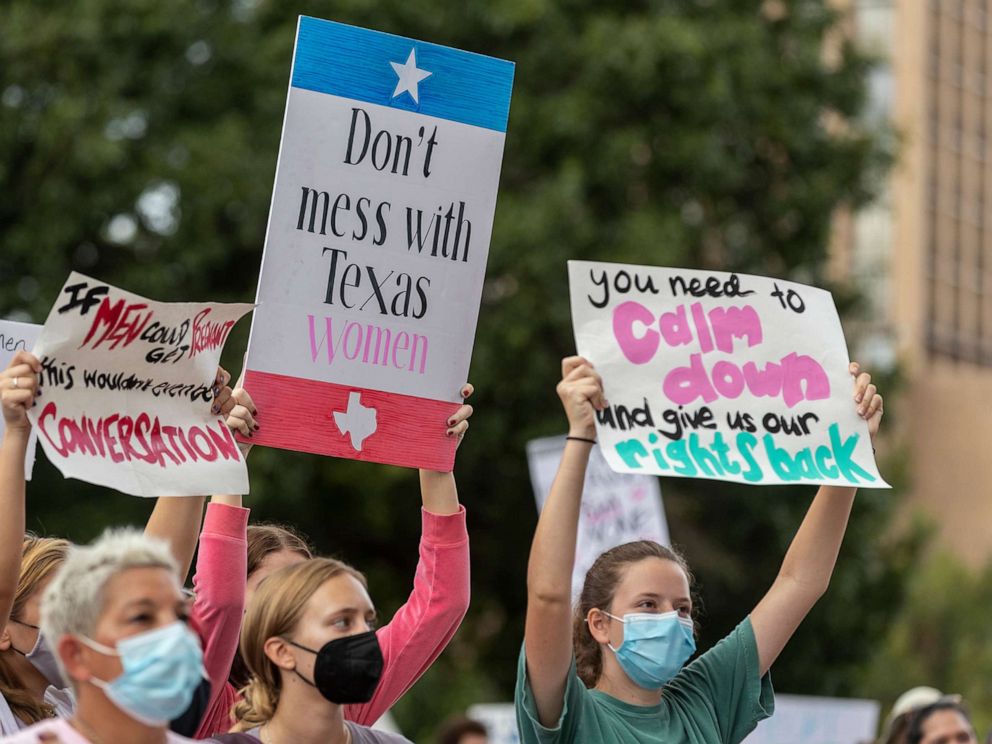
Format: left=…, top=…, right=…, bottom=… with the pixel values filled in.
left=603, top=610, right=696, bottom=690
left=79, top=620, right=205, bottom=726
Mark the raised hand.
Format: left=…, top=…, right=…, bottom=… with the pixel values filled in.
left=1, top=351, right=42, bottom=434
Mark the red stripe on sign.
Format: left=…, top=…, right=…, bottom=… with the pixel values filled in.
left=239, top=370, right=461, bottom=472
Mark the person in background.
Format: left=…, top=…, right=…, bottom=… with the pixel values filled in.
left=0, top=528, right=204, bottom=743
left=437, top=715, right=488, bottom=744
left=906, top=699, right=977, bottom=744
left=878, top=687, right=961, bottom=744
left=517, top=356, right=883, bottom=744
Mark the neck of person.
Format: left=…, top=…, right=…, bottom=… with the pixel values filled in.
left=264, top=673, right=350, bottom=744
left=0, top=649, right=51, bottom=699
left=594, top=657, right=664, bottom=707
left=72, top=684, right=170, bottom=744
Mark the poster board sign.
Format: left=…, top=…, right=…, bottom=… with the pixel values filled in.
left=0, top=320, right=42, bottom=478
left=26, top=273, right=253, bottom=497
left=527, top=435, right=669, bottom=600
left=244, top=16, right=514, bottom=471
left=568, top=262, right=888, bottom=488
left=466, top=703, right=519, bottom=744
left=744, top=694, right=880, bottom=744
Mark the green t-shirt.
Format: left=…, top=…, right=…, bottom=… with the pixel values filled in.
left=514, top=616, right=774, bottom=744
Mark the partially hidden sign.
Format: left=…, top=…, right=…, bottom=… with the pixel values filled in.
left=244, top=17, right=514, bottom=471
left=0, top=320, right=42, bottom=479
left=27, top=273, right=253, bottom=497
left=569, top=262, right=888, bottom=488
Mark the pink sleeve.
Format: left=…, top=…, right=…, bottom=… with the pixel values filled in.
left=344, top=505, right=470, bottom=726
left=189, top=502, right=249, bottom=739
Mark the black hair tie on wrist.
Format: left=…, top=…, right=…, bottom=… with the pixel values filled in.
left=566, top=435, right=597, bottom=445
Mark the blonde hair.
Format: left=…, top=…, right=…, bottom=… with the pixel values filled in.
left=0, top=535, right=70, bottom=725
left=246, top=524, right=313, bottom=578
left=231, top=558, right=367, bottom=732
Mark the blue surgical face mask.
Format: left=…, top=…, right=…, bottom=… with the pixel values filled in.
left=78, top=620, right=206, bottom=726
left=602, top=610, right=696, bottom=690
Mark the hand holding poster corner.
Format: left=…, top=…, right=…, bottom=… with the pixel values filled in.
left=0, top=320, right=42, bottom=479
left=568, top=261, right=888, bottom=488
left=26, top=273, right=253, bottom=497
left=244, top=17, right=514, bottom=472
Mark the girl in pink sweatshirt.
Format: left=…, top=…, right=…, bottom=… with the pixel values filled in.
left=192, top=384, right=474, bottom=738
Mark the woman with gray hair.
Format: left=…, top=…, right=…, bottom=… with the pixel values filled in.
left=0, top=528, right=206, bottom=743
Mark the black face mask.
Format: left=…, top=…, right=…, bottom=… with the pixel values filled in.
left=286, top=631, right=384, bottom=705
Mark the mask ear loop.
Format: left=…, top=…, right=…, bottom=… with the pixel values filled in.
left=589, top=609, right=625, bottom=653
left=281, top=637, right=320, bottom=688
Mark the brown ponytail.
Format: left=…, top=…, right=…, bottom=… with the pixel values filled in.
left=572, top=540, right=693, bottom=688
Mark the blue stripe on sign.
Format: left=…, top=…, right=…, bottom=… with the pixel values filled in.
left=291, top=16, right=514, bottom=133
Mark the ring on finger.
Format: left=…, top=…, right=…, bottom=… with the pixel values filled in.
left=11, top=377, right=19, bottom=389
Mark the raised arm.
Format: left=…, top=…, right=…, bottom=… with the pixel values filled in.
left=345, top=384, right=474, bottom=725
left=524, top=356, right=606, bottom=728
left=750, top=362, right=883, bottom=675
left=0, top=351, right=41, bottom=628
left=144, top=368, right=234, bottom=579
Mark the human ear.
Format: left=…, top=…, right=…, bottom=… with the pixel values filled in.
left=586, top=608, right=613, bottom=645
left=58, top=636, right=90, bottom=683
left=263, top=637, right=296, bottom=672
left=0, top=627, right=11, bottom=652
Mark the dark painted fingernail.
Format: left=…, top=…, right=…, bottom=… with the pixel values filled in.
left=447, top=418, right=456, bottom=426
left=35, top=389, right=41, bottom=396
left=212, top=386, right=221, bottom=398
left=211, top=405, right=220, bottom=414
left=253, top=423, right=260, bottom=430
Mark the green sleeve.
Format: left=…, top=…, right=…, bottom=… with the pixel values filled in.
left=514, top=644, right=587, bottom=744
left=665, top=616, right=775, bottom=744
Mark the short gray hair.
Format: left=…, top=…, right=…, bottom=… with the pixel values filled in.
left=41, top=528, right=179, bottom=681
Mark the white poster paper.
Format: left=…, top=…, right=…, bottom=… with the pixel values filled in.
left=527, top=435, right=670, bottom=600
left=0, top=320, right=42, bottom=478
left=744, top=694, right=880, bottom=744
left=569, top=261, right=888, bottom=488
left=26, top=273, right=253, bottom=497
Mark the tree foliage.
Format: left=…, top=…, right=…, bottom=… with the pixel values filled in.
left=0, top=0, right=911, bottom=739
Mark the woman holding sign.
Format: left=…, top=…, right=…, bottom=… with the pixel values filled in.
left=190, top=382, right=474, bottom=738
left=0, top=352, right=248, bottom=737
left=516, top=356, right=883, bottom=744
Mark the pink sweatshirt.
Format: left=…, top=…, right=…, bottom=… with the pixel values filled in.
left=194, top=505, right=470, bottom=738
left=190, top=502, right=250, bottom=740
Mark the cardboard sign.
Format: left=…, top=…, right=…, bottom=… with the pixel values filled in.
left=569, top=262, right=888, bottom=488
left=0, top=320, right=42, bottom=478
left=26, top=273, right=253, bottom=497
left=744, top=694, right=880, bottom=744
left=527, top=435, right=670, bottom=600
left=244, top=16, right=514, bottom=471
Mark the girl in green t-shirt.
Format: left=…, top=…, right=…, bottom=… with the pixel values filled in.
left=516, top=356, right=884, bottom=744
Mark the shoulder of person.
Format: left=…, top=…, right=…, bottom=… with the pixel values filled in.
left=204, top=734, right=258, bottom=744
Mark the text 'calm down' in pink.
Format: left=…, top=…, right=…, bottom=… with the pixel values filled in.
left=612, top=300, right=830, bottom=408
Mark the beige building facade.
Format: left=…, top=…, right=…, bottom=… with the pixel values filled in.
left=834, top=0, right=992, bottom=565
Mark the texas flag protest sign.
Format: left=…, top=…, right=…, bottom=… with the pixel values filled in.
left=569, top=261, right=888, bottom=488
left=243, top=17, right=514, bottom=471
left=26, top=273, right=253, bottom=497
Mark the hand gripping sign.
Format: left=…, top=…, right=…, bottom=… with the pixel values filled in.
left=0, top=320, right=42, bottom=478
left=27, top=273, right=253, bottom=497
left=243, top=17, right=514, bottom=471
left=568, top=261, right=889, bottom=488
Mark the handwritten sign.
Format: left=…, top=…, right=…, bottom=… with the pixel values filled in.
left=569, top=262, right=888, bottom=488
left=26, top=273, right=253, bottom=497
left=744, top=694, right=880, bottom=744
left=527, top=435, right=670, bottom=600
left=0, top=320, right=42, bottom=479
left=243, top=16, right=514, bottom=471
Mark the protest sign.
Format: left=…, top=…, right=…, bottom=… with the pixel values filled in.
left=244, top=16, right=514, bottom=471
left=26, top=273, right=253, bottom=497
left=569, top=262, right=888, bottom=488
left=466, top=704, right=519, bottom=744
left=744, top=693, right=880, bottom=744
left=0, top=320, right=42, bottom=478
left=527, top=435, right=669, bottom=600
